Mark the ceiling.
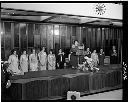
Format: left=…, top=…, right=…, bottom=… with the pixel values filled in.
left=1, top=7, right=122, bottom=27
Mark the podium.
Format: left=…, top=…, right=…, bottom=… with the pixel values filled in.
left=76, top=45, right=85, bottom=65
left=70, top=45, right=84, bottom=68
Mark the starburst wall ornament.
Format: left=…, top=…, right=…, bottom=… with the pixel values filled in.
left=94, top=3, right=106, bottom=15
left=123, top=61, right=127, bottom=80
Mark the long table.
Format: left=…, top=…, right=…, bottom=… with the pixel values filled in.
left=7, top=64, right=122, bottom=100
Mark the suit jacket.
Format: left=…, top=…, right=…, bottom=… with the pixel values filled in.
left=56, top=53, right=65, bottom=64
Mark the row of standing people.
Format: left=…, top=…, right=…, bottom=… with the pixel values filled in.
left=69, top=40, right=105, bottom=68
left=7, top=47, right=65, bottom=75
left=84, top=45, right=118, bottom=66
left=69, top=47, right=105, bottom=68
left=84, top=48, right=105, bottom=67
left=69, top=40, right=118, bottom=68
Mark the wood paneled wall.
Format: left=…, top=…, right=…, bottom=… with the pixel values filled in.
left=1, top=21, right=122, bottom=63
left=81, top=27, right=122, bottom=63
left=1, top=21, right=81, bottom=60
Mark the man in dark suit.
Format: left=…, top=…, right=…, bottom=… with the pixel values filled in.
left=56, top=48, right=65, bottom=69
left=110, top=46, right=118, bottom=64
left=98, top=48, right=105, bottom=66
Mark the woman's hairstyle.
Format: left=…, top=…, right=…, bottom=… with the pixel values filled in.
left=93, top=49, right=96, bottom=52
left=59, top=48, right=62, bottom=51
left=50, top=49, right=55, bottom=54
left=74, top=40, right=78, bottom=43
left=50, top=49, right=53, bottom=52
left=31, top=48, right=35, bottom=52
left=22, top=49, right=27, bottom=53
left=11, top=49, right=17, bottom=54
left=40, top=46, right=45, bottom=50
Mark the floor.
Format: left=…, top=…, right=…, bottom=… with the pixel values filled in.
left=2, top=89, right=122, bottom=100
left=79, top=89, right=122, bottom=100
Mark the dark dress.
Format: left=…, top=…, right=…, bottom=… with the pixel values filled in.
left=70, top=45, right=79, bottom=68
left=56, top=53, right=65, bottom=69
left=70, top=52, right=78, bottom=68
left=98, top=52, right=105, bottom=66
left=110, top=50, right=118, bottom=64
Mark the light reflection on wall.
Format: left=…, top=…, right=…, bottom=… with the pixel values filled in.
left=51, top=29, right=59, bottom=35
left=1, top=31, right=3, bottom=35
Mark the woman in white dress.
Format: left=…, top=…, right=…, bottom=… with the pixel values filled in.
left=38, top=47, right=47, bottom=70
left=20, top=50, right=28, bottom=73
left=91, top=50, right=99, bottom=67
left=29, top=49, right=38, bottom=71
left=7, top=49, right=21, bottom=75
left=48, top=49, right=56, bottom=70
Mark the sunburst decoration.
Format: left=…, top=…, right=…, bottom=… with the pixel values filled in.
left=123, top=61, right=127, bottom=80
left=94, top=3, right=106, bottom=15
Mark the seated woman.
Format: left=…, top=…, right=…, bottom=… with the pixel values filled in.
left=20, top=50, right=28, bottom=73
left=84, top=56, right=93, bottom=70
left=38, top=47, right=47, bottom=70
left=84, top=56, right=99, bottom=72
left=91, top=50, right=99, bottom=67
left=98, top=48, right=105, bottom=66
left=29, top=48, right=38, bottom=71
left=48, top=49, right=56, bottom=70
left=7, top=49, right=22, bottom=75
left=56, top=48, right=65, bottom=69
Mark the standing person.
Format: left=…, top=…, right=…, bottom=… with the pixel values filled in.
left=38, top=47, right=47, bottom=70
left=70, top=40, right=79, bottom=69
left=56, top=48, right=65, bottom=69
left=48, top=49, right=56, bottom=70
left=85, top=48, right=91, bottom=58
left=20, top=50, right=28, bottom=73
left=29, top=48, right=38, bottom=71
left=91, top=50, right=99, bottom=67
left=98, top=49, right=105, bottom=66
left=7, top=49, right=21, bottom=75
left=110, top=46, right=118, bottom=64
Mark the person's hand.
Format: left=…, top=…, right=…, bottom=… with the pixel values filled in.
left=7, top=68, right=11, bottom=73
left=57, top=63, right=59, bottom=67
left=4, top=61, right=8, bottom=64
left=64, top=63, right=66, bottom=66
left=7, top=69, right=14, bottom=75
left=6, top=80, right=11, bottom=88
